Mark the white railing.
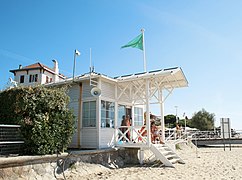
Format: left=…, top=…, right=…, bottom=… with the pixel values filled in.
left=165, top=129, right=197, bottom=141
left=109, top=125, right=153, bottom=147
left=115, top=126, right=148, bottom=144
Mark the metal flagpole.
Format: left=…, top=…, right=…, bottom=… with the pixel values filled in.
left=141, top=28, right=147, bottom=72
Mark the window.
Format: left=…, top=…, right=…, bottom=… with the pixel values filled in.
left=20, top=75, right=25, bottom=83
left=101, top=100, right=115, bottom=128
left=46, top=76, right=49, bottom=83
left=29, top=74, right=38, bottom=83
left=118, top=105, right=132, bottom=126
left=82, top=101, right=96, bottom=127
left=134, top=107, right=143, bottom=126
left=118, top=105, right=125, bottom=126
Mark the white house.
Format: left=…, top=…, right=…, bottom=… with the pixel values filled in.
left=9, top=60, right=66, bottom=86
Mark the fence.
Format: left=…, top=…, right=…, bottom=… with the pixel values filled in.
left=0, top=124, right=24, bottom=156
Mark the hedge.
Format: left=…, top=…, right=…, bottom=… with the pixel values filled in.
left=0, top=86, right=75, bottom=155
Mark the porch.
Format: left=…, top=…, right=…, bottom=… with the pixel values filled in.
left=110, top=67, right=188, bottom=166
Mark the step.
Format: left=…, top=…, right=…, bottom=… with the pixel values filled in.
left=150, top=143, right=185, bottom=167
left=165, top=153, right=177, bottom=159
left=169, top=158, right=180, bottom=164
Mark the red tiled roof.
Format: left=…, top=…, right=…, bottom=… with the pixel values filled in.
left=10, top=62, right=66, bottom=78
left=22, top=62, right=45, bottom=69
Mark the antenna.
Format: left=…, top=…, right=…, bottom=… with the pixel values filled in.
left=89, top=48, right=101, bottom=97
left=89, top=48, right=98, bottom=86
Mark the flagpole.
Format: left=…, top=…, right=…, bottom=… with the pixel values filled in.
left=73, top=50, right=77, bottom=81
left=141, top=28, right=147, bottom=72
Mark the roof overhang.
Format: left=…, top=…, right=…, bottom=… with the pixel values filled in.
left=46, top=67, right=188, bottom=90
left=115, top=67, right=188, bottom=89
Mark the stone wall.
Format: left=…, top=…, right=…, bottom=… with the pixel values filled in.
left=0, top=148, right=139, bottom=180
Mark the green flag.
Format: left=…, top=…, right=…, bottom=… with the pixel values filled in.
left=121, top=33, right=143, bottom=50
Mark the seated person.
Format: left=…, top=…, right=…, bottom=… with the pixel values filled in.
left=151, top=121, right=163, bottom=144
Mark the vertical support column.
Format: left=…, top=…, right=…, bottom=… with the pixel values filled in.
left=131, top=105, right=135, bottom=142
left=97, top=79, right=101, bottom=149
left=77, top=83, right=82, bottom=148
left=145, top=79, right=151, bottom=147
left=139, top=147, right=144, bottom=165
left=131, top=105, right=135, bottom=126
left=159, top=89, right=165, bottom=142
left=114, top=83, right=118, bottom=145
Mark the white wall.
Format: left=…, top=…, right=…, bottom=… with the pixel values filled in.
left=99, top=128, right=115, bottom=148
left=15, top=69, right=41, bottom=86
left=14, top=69, right=57, bottom=86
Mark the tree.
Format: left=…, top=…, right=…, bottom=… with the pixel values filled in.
left=190, top=109, right=215, bottom=131
left=164, top=114, right=176, bottom=128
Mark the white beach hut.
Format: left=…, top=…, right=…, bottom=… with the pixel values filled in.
left=53, top=67, right=188, bottom=152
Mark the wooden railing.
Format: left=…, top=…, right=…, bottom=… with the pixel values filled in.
left=112, top=126, right=149, bottom=146
left=0, top=124, right=24, bottom=156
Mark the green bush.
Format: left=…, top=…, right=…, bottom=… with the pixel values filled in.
left=0, top=86, right=75, bottom=155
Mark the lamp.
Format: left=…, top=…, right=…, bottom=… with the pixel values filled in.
left=73, top=49, right=81, bottom=81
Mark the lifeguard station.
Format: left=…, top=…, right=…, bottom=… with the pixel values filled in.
left=111, top=67, right=188, bottom=167
left=52, top=65, right=188, bottom=167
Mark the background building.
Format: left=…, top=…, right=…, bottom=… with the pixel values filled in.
left=9, top=60, right=65, bottom=86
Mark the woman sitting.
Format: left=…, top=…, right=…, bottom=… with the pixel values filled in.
left=151, top=121, right=163, bottom=144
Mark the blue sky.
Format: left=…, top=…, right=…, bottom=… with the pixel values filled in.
left=1, top=0, right=242, bottom=129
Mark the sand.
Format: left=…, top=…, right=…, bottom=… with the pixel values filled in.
left=66, top=144, right=242, bottom=180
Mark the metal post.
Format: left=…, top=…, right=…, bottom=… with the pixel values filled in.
left=141, top=28, right=146, bottom=72
left=73, top=52, right=77, bottom=81
left=228, top=118, right=231, bottom=151
left=221, top=118, right=225, bottom=151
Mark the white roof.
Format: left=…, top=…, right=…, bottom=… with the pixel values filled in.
left=47, top=67, right=188, bottom=89
left=114, top=67, right=188, bottom=89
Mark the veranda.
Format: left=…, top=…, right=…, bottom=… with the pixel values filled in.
left=111, top=67, right=188, bottom=165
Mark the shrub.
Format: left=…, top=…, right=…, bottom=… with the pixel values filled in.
left=0, top=86, right=75, bottom=155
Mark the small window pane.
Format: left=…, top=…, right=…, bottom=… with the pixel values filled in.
left=134, top=107, right=143, bottom=126
left=90, top=101, right=96, bottom=109
left=20, top=75, right=24, bottom=83
left=101, top=100, right=115, bottom=128
left=82, top=101, right=96, bottom=127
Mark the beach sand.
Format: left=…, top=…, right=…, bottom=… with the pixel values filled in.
left=66, top=144, right=242, bottom=180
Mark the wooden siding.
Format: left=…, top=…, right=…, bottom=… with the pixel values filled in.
left=99, top=128, right=115, bottom=148
left=82, top=80, right=94, bottom=99
left=81, top=128, right=98, bottom=148
left=67, top=84, right=80, bottom=148
left=101, top=80, right=115, bottom=99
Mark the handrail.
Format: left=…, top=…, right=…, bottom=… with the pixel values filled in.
left=165, top=131, right=175, bottom=141
left=112, top=126, right=150, bottom=145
